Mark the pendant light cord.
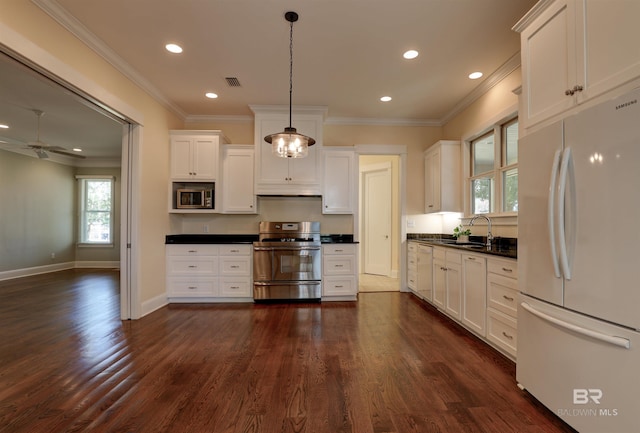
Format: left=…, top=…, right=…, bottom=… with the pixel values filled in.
left=289, top=18, right=294, bottom=129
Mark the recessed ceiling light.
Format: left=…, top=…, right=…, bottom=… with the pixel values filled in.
left=205, top=92, right=218, bottom=99
left=380, top=96, right=392, bottom=102
left=403, top=50, right=419, bottom=60
left=165, top=43, right=183, bottom=54
left=468, top=71, right=483, bottom=79
left=0, top=124, right=9, bottom=129
left=72, top=148, right=82, bottom=152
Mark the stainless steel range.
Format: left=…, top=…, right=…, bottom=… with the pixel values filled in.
left=253, top=221, right=321, bottom=302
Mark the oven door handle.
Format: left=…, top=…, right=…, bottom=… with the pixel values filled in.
left=253, top=246, right=321, bottom=251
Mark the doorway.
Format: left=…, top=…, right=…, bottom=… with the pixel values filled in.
left=357, top=151, right=404, bottom=293
left=0, top=48, right=139, bottom=319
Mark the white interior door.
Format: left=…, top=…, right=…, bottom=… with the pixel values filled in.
left=362, top=163, right=391, bottom=276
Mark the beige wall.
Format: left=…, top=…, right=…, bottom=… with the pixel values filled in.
left=0, top=151, right=75, bottom=271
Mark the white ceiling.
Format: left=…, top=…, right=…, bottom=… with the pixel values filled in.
left=0, top=0, right=536, bottom=161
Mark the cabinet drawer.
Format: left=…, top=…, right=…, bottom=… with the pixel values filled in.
left=167, top=277, right=217, bottom=297
left=219, top=256, right=251, bottom=275
left=407, top=270, right=417, bottom=290
left=487, top=258, right=517, bottom=279
left=323, top=244, right=357, bottom=255
left=219, top=278, right=252, bottom=297
left=486, top=309, right=518, bottom=358
left=166, top=256, right=218, bottom=275
left=323, top=276, right=357, bottom=296
left=408, top=242, right=418, bottom=253
left=488, top=273, right=518, bottom=318
left=407, top=253, right=417, bottom=271
left=218, top=244, right=251, bottom=255
left=323, top=255, right=356, bottom=275
left=166, top=244, right=219, bottom=256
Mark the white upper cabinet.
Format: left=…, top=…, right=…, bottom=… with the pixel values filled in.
left=424, top=140, right=461, bottom=213
left=516, top=0, right=640, bottom=128
left=221, top=145, right=256, bottom=214
left=251, top=106, right=325, bottom=195
left=170, top=130, right=227, bottom=180
left=322, top=148, right=355, bottom=214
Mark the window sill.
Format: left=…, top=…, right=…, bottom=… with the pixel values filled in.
left=77, top=243, right=114, bottom=248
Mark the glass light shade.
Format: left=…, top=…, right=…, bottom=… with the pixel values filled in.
left=265, top=127, right=315, bottom=158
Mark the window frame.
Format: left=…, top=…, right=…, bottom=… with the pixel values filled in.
left=463, top=114, right=519, bottom=217
left=76, top=175, right=115, bottom=247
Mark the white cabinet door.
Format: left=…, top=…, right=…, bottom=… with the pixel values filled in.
left=170, top=137, right=193, bottom=179
left=433, top=249, right=446, bottom=309
left=424, top=140, right=461, bottom=213
left=416, top=245, right=433, bottom=302
left=519, top=0, right=576, bottom=128
left=222, top=145, right=256, bottom=213
left=444, top=253, right=462, bottom=320
left=461, top=254, right=487, bottom=337
left=578, top=0, right=640, bottom=103
left=192, top=137, right=219, bottom=180
left=323, top=148, right=355, bottom=214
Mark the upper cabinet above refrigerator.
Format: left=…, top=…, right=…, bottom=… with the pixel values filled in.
left=514, top=0, right=640, bottom=129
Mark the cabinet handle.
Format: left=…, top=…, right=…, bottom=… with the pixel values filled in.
left=335, top=285, right=344, bottom=288
left=188, top=286, right=197, bottom=290
left=230, top=249, right=239, bottom=253
left=441, top=266, right=448, bottom=271
left=230, top=286, right=240, bottom=290
left=230, top=265, right=240, bottom=269
left=188, top=265, right=197, bottom=268
left=335, top=249, right=344, bottom=252
left=501, top=267, right=513, bottom=273
left=335, top=264, right=344, bottom=268
left=503, top=295, right=514, bottom=302
left=188, top=250, right=198, bottom=253
left=565, top=84, right=584, bottom=96
left=428, top=204, right=434, bottom=208
left=467, top=257, right=476, bottom=261
left=502, top=331, right=514, bottom=340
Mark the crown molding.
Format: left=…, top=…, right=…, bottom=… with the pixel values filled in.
left=512, top=0, right=555, bottom=33
left=184, top=114, right=254, bottom=124
left=32, top=0, right=187, bottom=120
left=439, top=52, right=521, bottom=125
left=325, top=117, right=441, bottom=127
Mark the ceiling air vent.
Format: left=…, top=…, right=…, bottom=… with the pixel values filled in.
left=225, top=77, right=242, bottom=87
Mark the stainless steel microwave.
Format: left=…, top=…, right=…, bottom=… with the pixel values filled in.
left=176, top=188, right=214, bottom=209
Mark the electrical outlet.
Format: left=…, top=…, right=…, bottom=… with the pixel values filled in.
left=407, top=219, right=415, bottom=228
left=202, top=225, right=209, bottom=233
left=50, top=252, right=55, bottom=259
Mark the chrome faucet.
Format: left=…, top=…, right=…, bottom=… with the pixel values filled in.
left=469, top=215, right=493, bottom=248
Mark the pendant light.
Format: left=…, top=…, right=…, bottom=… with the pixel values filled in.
left=264, top=11, right=316, bottom=158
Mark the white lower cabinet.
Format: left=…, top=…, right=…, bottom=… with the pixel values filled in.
left=322, top=244, right=358, bottom=301
left=486, top=257, right=518, bottom=359
left=166, top=244, right=252, bottom=302
left=412, top=243, right=518, bottom=361
left=461, top=253, right=487, bottom=337
left=407, top=242, right=418, bottom=293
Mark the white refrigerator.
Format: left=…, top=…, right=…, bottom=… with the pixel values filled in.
left=517, top=87, right=640, bottom=433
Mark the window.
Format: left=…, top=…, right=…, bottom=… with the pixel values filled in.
left=77, top=176, right=114, bottom=245
left=468, top=117, right=518, bottom=214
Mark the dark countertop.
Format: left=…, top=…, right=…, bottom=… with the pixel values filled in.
left=166, top=234, right=258, bottom=244
left=165, top=234, right=357, bottom=244
left=408, top=234, right=517, bottom=259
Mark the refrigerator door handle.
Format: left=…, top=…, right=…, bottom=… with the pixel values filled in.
left=521, top=302, right=630, bottom=349
left=557, top=147, right=572, bottom=280
left=548, top=149, right=562, bottom=278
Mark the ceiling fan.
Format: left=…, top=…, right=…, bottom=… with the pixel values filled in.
left=25, top=109, right=85, bottom=159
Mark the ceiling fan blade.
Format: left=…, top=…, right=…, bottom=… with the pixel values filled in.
left=47, top=148, right=86, bottom=159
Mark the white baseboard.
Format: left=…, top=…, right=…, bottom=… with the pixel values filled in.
left=0, top=262, right=75, bottom=281
left=0, top=261, right=120, bottom=281
left=141, top=293, right=168, bottom=317
left=75, top=261, right=120, bottom=269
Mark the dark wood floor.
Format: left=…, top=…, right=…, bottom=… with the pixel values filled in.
left=0, top=269, right=576, bottom=433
